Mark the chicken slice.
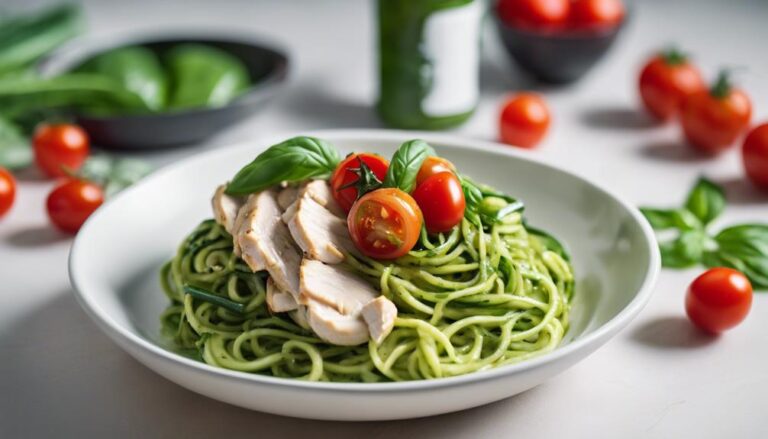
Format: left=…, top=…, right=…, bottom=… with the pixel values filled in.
left=306, top=301, right=370, bottom=346
left=361, top=296, right=397, bottom=344
left=277, top=186, right=298, bottom=212
left=266, top=277, right=299, bottom=313
left=301, top=180, right=344, bottom=217
left=299, top=259, right=377, bottom=314
left=212, top=184, right=244, bottom=234
left=285, top=195, right=355, bottom=264
left=289, top=306, right=311, bottom=330
left=231, top=193, right=261, bottom=261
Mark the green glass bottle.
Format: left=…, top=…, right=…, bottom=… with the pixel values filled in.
left=377, top=0, right=483, bottom=130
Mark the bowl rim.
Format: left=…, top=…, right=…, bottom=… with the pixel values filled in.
left=69, top=129, right=660, bottom=393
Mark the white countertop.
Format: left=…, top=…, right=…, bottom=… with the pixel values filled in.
left=1, top=0, right=766, bottom=437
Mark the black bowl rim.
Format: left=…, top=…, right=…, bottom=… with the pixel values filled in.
left=37, top=29, right=291, bottom=122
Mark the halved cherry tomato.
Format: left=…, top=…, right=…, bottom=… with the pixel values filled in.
left=330, top=153, right=389, bottom=213
left=499, top=93, right=551, bottom=149
left=347, top=188, right=422, bottom=259
left=46, top=179, right=104, bottom=234
left=638, top=50, right=705, bottom=121
left=416, top=156, right=456, bottom=187
left=686, top=268, right=752, bottom=333
left=33, top=123, right=90, bottom=178
left=413, top=172, right=465, bottom=234
left=569, top=0, right=625, bottom=30
left=742, top=123, right=768, bottom=191
left=680, top=72, right=752, bottom=154
left=496, top=0, right=570, bottom=30
left=0, top=167, right=16, bottom=219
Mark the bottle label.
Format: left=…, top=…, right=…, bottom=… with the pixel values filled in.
left=421, top=0, right=482, bottom=118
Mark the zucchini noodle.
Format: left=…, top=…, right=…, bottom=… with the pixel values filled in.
left=160, top=207, right=574, bottom=382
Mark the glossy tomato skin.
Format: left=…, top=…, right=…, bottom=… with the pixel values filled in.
left=33, top=123, right=90, bottom=178
left=686, top=268, right=752, bottom=333
left=347, top=188, right=422, bottom=260
left=681, top=88, right=752, bottom=154
left=46, top=179, right=104, bottom=234
left=330, top=153, right=389, bottom=213
left=0, top=167, right=16, bottom=219
left=639, top=55, right=705, bottom=121
left=496, top=0, right=570, bottom=30
left=569, top=0, right=625, bottom=30
left=413, top=172, right=466, bottom=234
left=499, top=93, right=551, bottom=149
left=416, top=156, right=456, bottom=187
left=742, top=123, right=768, bottom=190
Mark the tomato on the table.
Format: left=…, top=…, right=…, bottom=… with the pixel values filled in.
left=416, top=156, right=456, bottom=187
left=638, top=50, right=705, bottom=121
left=496, top=0, right=570, bottom=30
left=499, top=93, right=551, bottom=149
left=347, top=188, right=422, bottom=259
left=569, top=0, right=625, bottom=30
left=46, top=179, right=104, bottom=234
left=0, top=167, right=16, bottom=219
left=330, top=153, right=389, bottom=213
left=413, top=172, right=465, bottom=234
left=33, top=123, right=90, bottom=178
left=680, top=72, right=752, bottom=154
left=686, top=268, right=752, bottom=333
left=742, top=123, right=768, bottom=190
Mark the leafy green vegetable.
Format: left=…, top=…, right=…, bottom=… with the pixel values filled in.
left=659, top=230, right=707, bottom=268
left=382, top=139, right=435, bottom=193
left=184, top=284, right=245, bottom=314
left=166, top=44, right=249, bottom=109
left=77, top=155, right=153, bottom=197
left=226, top=136, right=341, bottom=195
left=0, top=117, right=31, bottom=170
left=640, top=207, right=702, bottom=231
left=461, top=175, right=524, bottom=224
left=684, top=177, right=725, bottom=226
left=704, top=225, right=768, bottom=289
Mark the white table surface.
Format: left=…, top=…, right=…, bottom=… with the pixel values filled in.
left=1, top=0, right=766, bottom=437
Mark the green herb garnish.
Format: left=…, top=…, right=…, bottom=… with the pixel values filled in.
left=183, top=284, right=246, bottom=314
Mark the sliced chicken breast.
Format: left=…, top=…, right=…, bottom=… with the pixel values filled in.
left=212, top=184, right=244, bottom=234
left=299, top=259, right=377, bottom=314
left=289, top=305, right=311, bottom=330
left=277, top=186, right=298, bottom=212
left=231, top=193, right=261, bottom=261
left=306, top=301, right=370, bottom=346
left=285, top=195, right=355, bottom=264
left=301, top=180, right=344, bottom=217
left=266, top=277, right=299, bottom=313
left=361, top=296, right=397, bottom=344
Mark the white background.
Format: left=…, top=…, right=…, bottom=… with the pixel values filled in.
left=1, top=0, right=767, bottom=437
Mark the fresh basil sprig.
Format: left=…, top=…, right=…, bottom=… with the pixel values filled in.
left=382, top=139, right=435, bottom=193
left=641, top=177, right=768, bottom=290
left=226, top=136, right=341, bottom=195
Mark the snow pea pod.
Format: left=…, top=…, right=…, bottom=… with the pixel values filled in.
left=166, top=44, right=249, bottom=109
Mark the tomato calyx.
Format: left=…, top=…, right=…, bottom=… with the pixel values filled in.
left=661, top=47, right=687, bottom=66
left=337, top=156, right=383, bottom=203
left=710, top=70, right=733, bottom=99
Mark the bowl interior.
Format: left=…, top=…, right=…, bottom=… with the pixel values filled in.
left=71, top=131, right=656, bottom=382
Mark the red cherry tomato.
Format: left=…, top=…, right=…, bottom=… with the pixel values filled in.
left=347, top=188, right=422, bottom=259
left=416, top=156, right=456, bottom=187
left=499, top=93, right=551, bottom=149
left=686, top=268, right=752, bottom=333
left=680, top=72, right=752, bottom=154
left=413, top=172, right=466, bottom=234
left=0, top=167, right=16, bottom=219
left=496, top=0, right=570, bottom=30
left=569, top=0, right=625, bottom=30
left=638, top=51, right=705, bottom=121
left=46, top=179, right=104, bottom=234
left=742, top=123, right=768, bottom=190
left=33, top=123, right=90, bottom=178
left=330, top=153, right=389, bottom=213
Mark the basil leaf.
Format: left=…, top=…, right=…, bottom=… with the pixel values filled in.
left=78, top=155, right=152, bottom=197
left=684, top=177, right=725, bottom=226
left=641, top=208, right=677, bottom=230
left=704, top=224, right=768, bottom=289
left=659, top=230, right=706, bottom=268
left=226, top=136, right=341, bottom=195
left=0, top=116, right=31, bottom=170
left=383, top=139, right=435, bottom=193
left=460, top=175, right=483, bottom=216
left=528, top=226, right=571, bottom=261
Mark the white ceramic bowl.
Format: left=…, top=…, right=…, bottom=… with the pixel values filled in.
left=69, top=130, right=660, bottom=421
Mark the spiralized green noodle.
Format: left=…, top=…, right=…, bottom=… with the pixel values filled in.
left=160, top=207, right=574, bottom=382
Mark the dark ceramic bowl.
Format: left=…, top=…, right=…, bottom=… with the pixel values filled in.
left=38, top=31, right=289, bottom=149
left=493, top=15, right=627, bottom=84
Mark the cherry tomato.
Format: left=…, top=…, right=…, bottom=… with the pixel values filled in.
left=499, top=93, right=551, bottom=149
left=638, top=51, right=705, bottom=121
left=742, top=123, right=768, bottom=190
left=413, top=172, right=465, bottom=234
left=496, top=0, right=570, bottom=30
left=680, top=72, right=752, bottom=154
left=569, top=0, right=625, bottom=30
left=0, top=167, right=16, bottom=219
left=686, top=268, right=752, bottom=333
left=46, top=179, right=104, bottom=234
left=416, top=156, right=456, bottom=187
left=33, top=123, right=90, bottom=178
left=347, top=188, right=422, bottom=259
left=330, top=153, right=389, bottom=213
